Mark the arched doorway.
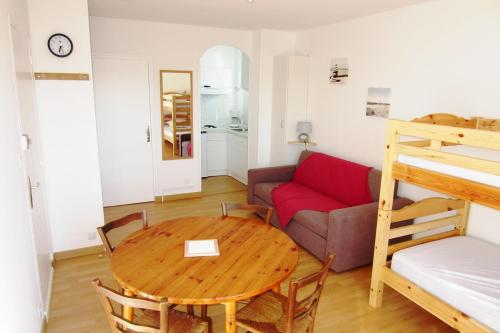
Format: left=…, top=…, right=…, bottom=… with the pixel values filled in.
left=199, top=45, right=250, bottom=185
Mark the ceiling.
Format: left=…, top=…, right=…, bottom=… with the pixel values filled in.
left=88, top=0, right=434, bottom=31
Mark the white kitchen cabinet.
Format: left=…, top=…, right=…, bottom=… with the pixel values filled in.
left=227, top=132, right=248, bottom=184
left=207, top=132, right=227, bottom=176
left=205, top=130, right=247, bottom=183
left=270, top=55, right=309, bottom=166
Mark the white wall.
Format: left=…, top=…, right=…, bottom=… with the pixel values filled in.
left=295, top=0, right=500, bottom=244
left=28, top=0, right=104, bottom=252
left=0, top=0, right=45, bottom=331
left=90, top=17, right=252, bottom=196
left=162, top=73, right=191, bottom=94
left=247, top=31, right=262, bottom=169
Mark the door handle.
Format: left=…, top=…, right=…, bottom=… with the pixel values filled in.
left=21, top=134, right=31, bottom=151
left=146, top=126, right=151, bottom=143
left=27, top=177, right=40, bottom=209
left=27, top=176, right=34, bottom=208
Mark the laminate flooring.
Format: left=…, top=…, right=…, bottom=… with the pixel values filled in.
left=46, top=176, right=455, bottom=333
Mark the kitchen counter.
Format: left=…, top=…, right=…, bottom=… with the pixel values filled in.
left=202, top=127, right=248, bottom=138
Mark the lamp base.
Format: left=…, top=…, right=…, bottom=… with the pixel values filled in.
left=298, top=133, right=309, bottom=142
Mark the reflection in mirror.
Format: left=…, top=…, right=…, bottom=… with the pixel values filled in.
left=160, top=70, right=193, bottom=160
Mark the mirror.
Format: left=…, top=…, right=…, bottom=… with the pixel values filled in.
left=160, top=70, right=193, bottom=160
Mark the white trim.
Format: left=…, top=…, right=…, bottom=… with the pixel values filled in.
left=44, top=264, right=54, bottom=320
left=228, top=171, right=248, bottom=185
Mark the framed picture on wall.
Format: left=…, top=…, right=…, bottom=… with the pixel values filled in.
left=366, top=87, right=391, bottom=118
left=329, top=58, right=349, bottom=84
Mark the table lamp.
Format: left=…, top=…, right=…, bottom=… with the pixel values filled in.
left=297, top=121, right=312, bottom=143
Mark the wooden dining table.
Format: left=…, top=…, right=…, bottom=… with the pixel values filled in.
left=111, top=215, right=299, bottom=333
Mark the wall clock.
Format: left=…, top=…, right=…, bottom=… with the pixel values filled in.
left=47, top=33, right=73, bottom=57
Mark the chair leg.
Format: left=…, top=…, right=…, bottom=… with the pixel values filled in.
left=200, top=305, right=211, bottom=333
left=201, top=304, right=208, bottom=318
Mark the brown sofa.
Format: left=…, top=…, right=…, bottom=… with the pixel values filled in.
left=247, top=151, right=412, bottom=272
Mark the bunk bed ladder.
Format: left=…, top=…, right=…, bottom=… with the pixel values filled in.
left=369, top=120, right=399, bottom=308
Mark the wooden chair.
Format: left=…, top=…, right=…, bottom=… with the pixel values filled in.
left=221, top=202, right=273, bottom=225
left=97, top=209, right=148, bottom=257
left=235, top=253, right=335, bottom=333
left=92, top=279, right=208, bottom=333
left=97, top=211, right=196, bottom=316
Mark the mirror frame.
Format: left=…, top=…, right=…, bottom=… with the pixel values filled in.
left=159, top=69, right=194, bottom=161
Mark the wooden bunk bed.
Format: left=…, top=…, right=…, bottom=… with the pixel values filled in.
left=162, top=92, right=192, bottom=157
left=369, top=113, right=500, bottom=332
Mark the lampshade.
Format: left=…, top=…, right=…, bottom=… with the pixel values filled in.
left=296, top=121, right=312, bottom=134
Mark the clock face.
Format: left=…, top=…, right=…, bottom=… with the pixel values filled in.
left=48, top=33, right=73, bottom=57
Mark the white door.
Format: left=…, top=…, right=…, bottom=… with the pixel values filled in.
left=93, top=57, right=154, bottom=206
left=9, top=22, right=53, bottom=316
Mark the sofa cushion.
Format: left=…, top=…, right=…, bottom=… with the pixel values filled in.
left=254, top=181, right=286, bottom=205
left=272, top=182, right=348, bottom=228
left=293, top=152, right=373, bottom=206
left=293, top=210, right=329, bottom=239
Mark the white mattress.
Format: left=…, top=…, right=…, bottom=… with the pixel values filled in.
left=163, top=124, right=173, bottom=141
left=392, top=236, right=500, bottom=332
left=398, top=144, right=500, bottom=188
left=163, top=124, right=190, bottom=141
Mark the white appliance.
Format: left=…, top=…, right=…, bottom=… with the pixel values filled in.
left=201, top=130, right=208, bottom=177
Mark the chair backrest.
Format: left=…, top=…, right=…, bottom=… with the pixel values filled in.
left=92, top=279, right=168, bottom=333
left=221, top=202, right=273, bottom=225
left=285, top=253, right=335, bottom=333
left=97, top=209, right=148, bottom=257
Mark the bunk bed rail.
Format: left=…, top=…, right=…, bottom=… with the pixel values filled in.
left=387, top=197, right=467, bottom=255
left=390, top=120, right=500, bottom=210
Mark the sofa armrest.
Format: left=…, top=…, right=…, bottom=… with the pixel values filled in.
left=326, top=197, right=413, bottom=272
left=247, top=165, right=296, bottom=204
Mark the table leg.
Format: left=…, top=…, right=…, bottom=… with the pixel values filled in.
left=123, top=289, right=134, bottom=321
left=224, top=301, right=237, bottom=333
left=272, top=284, right=281, bottom=293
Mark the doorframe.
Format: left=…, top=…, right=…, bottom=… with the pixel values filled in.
left=91, top=53, right=157, bottom=202
left=197, top=45, right=251, bottom=179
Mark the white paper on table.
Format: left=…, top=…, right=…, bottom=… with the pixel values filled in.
left=184, top=239, right=220, bottom=257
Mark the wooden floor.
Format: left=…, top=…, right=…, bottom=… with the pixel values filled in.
left=46, top=176, right=455, bottom=333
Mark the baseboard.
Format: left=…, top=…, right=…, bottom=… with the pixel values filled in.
left=53, top=245, right=104, bottom=261
left=207, top=170, right=228, bottom=177
left=44, top=265, right=54, bottom=322
left=227, top=172, right=248, bottom=185
left=40, top=317, right=47, bottom=333
left=154, top=191, right=202, bottom=203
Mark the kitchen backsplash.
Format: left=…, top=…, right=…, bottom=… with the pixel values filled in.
left=201, top=90, right=248, bottom=128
